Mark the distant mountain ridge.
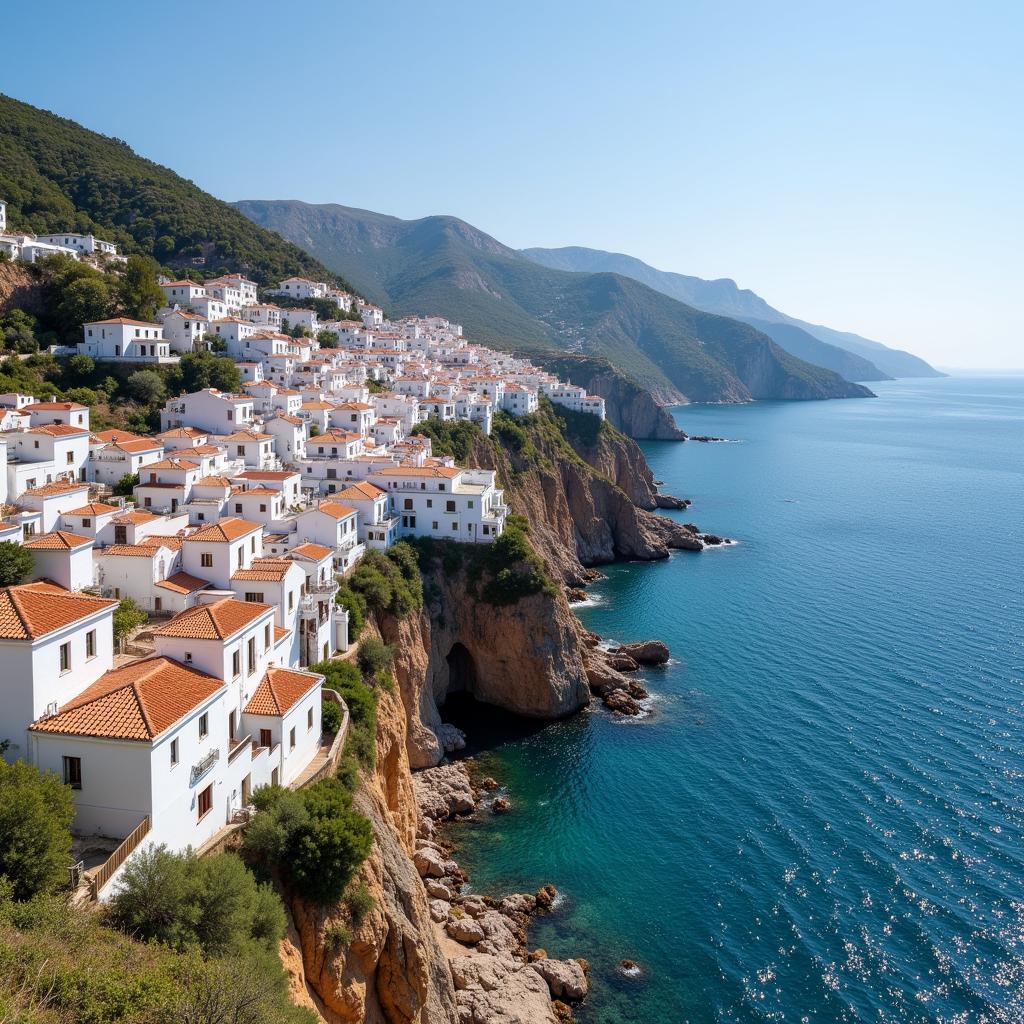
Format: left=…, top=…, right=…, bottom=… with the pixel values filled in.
left=235, top=199, right=873, bottom=407
left=522, top=246, right=941, bottom=379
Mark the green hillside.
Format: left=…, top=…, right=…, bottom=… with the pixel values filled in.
left=0, top=94, right=350, bottom=288
left=522, top=245, right=942, bottom=379
left=235, top=200, right=873, bottom=403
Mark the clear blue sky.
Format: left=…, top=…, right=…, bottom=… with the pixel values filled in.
left=2, top=0, right=1021, bottom=367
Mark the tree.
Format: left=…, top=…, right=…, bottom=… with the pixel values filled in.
left=67, top=352, right=95, bottom=378
left=118, top=255, right=165, bottom=321
left=125, top=369, right=167, bottom=405
left=113, top=597, right=148, bottom=647
left=0, top=309, right=38, bottom=352
left=316, top=330, right=338, bottom=348
left=0, top=760, right=75, bottom=900
left=113, top=471, right=139, bottom=497
left=55, top=275, right=112, bottom=335
left=180, top=351, right=240, bottom=394
left=0, top=540, right=34, bottom=586
left=356, top=638, right=393, bottom=679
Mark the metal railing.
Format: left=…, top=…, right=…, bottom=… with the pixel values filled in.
left=190, top=748, right=220, bottom=784
left=89, top=816, right=150, bottom=900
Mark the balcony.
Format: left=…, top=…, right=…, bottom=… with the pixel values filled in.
left=228, top=734, right=252, bottom=764
left=190, top=747, right=220, bottom=784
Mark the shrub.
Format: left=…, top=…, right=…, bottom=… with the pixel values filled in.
left=345, top=882, right=375, bottom=927
left=321, top=696, right=343, bottom=735
left=125, top=368, right=167, bottom=404
left=334, top=583, right=366, bottom=642
left=113, top=597, right=148, bottom=646
left=0, top=761, right=74, bottom=900
left=324, top=922, right=352, bottom=949
left=113, top=471, right=139, bottom=497
left=356, top=638, right=393, bottom=679
left=109, top=846, right=285, bottom=956
left=347, top=544, right=422, bottom=620
left=315, top=659, right=377, bottom=770
left=0, top=540, right=34, bottom=587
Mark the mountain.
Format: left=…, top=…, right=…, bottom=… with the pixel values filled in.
left=0, top=94, right=348, bottom=287
left=522, top=246, right=942, bottom=379
left=235, top=200, right=872, bottom=405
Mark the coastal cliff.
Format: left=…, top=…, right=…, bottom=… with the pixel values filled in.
left=281, top=411, right=703, bottom=1022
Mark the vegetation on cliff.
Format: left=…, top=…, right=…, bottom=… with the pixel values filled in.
left=0, top=94, right=351, bottom=288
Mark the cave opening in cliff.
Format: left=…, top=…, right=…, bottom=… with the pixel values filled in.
left=446, top=642, right=478, bottom=695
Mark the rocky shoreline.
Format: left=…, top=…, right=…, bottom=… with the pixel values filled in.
left=412, top=762, right=589, bottom=1024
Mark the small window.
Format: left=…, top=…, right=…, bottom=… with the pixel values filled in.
left=201, top=552, right=213, bottom=567
left=198, top=713, right=208, bottom=739
left=234, top=503, right=242, bottom=514
left=289, top=726, right=296, bottom=750
left=59, top=642, right=71, bottom=673
left=170, top=738, right=179, bottom=765
left=82, top=517, right=92, bottom=528
left=446, top=500, right=456, bottom=513
left=264, top=624, right=271, bottom=647
left=308, top=707, right=314, bottom=730
left=232, top=650, right=240, bottom=677
left=197, top=784, right=213, bottom=820
left=63, top=756, right=82, bottom=789
left=85, top=630, right=96, bottom=659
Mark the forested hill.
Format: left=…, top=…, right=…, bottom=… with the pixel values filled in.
left=235, top=199, right=874, bottom=404
left=0, top=94, right=349, bottom=288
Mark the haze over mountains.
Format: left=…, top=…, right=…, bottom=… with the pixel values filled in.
left=235, top=200, right=881, bottom=405
left=522, top=247, right=941, bottom=380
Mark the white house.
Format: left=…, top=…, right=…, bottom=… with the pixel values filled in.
left=23, top=530, right=95, bottom=591
left=335, top=480, right=397, bottom=550
left=81, top=318, right=175, bottom=363
left=160, top=389, right=255, bottom=434
left=180, top=517, right=263, bottom=589
left=0, top=581, right=117, bottom=762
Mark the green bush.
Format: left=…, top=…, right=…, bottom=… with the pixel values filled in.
left=345, top=882, right=375, bottom=927
left=109, top=846, right=284, bottom=956
left=112, top=597, right=147, bottom=646
left=411, top=417, right=483, bottom=463
left=0, top=761, right=74, bottom=900
left=242, top=780, right=372, bottom=907
left=113, top=471, right=139, bottom=497
left=356, top=637, right=393, bottom=679
left=0, top=540, right=34, bottom=587
left=347, top=544, right=422, bottom=620
left=321, top=696, right=343, bottom=735
left=334, top=583, right=366, bottom=642
left=315, top=659, right=377, bottom=770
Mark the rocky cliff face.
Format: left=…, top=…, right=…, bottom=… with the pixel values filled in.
left=0, top=262, right=45, bottom=318
left=536, top=354, right=687, bottom=439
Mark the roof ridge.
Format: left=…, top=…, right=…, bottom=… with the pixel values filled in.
left=130, top=661, right=163, bottom=736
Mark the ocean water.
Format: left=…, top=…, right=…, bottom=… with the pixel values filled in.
left=444, top=374, right=1024, bottom=1024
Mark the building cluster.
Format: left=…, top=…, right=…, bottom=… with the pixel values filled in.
left=0, top=199, right=123, bottom=265
left=0, top=258, right=608, bottom=897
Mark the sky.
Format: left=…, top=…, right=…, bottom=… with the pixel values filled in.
left=2, top=0, right=1022, bottom=368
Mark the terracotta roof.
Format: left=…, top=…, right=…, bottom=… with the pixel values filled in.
left=244, top=666, right=321, bottom=716
left=154, top=571, right=210, bottom=595
left=184, top=517, right=260, bottom=543
left=222, top=430, right=272, bottom=442
left=290, top=542, right=333, bottom=561
left=370, top=466, right=460, bottom=478
left=231, top=558, right=294, bottom=582
left=112, top=509, right=156, bottom=524
left=313, top=501, right=356, bottom=520
left=24, top=401, right=87, bottom=411
left=22, top=482, right=89, bottom=498
left=235, top=487, right=278, bottom=497
left=99, top=544, right=160, bottom=558
left=145, top=458, right=199, bottom=471
left=65, top=502, right=120, bottom=516
left=154, top=597, right=271, bottom=640
left=237, top=471, right=298, bottom=481
left=29, top=657, right=222, bottom=741
left=337, top=481, right=386, bottom=501
left=113, top=438, right=162, bottom=453
left=92, top=430, right=142, bottom=444
left=194, top=475, right=232, bottom=488
left=0, top=582, right=116, bottom=640
left=23, top=530, right=91, bottom=551
left=85, top=317, right=162, bottom=327
left=157, top=427, right=207, bottom=439
left=27, top=423, right=89, bottom=437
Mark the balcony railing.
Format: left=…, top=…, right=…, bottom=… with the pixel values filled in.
left=228, top=735, right=252, bottom=764
left=190, top=747, right=220, bottom=784
left=89, top=815, right=150, bottom=901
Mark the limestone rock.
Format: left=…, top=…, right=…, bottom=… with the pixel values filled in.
left=414, top=763, right=476, bottom=821
left=438, top=723, right=467, bottom=753
left=604, top=689, right=641, bottom=715
left=615, top=639, right=670, bottom=664
left=455, top=960, right=557, bottom=1024
left=446, top=917, right=486, bottom=944
left=415, top=847, right=448, bottom=878
left=430, top=899, right=451, bottom=923
left=426, top=879, right=455, bottom=901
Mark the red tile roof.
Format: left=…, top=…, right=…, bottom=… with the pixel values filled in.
left=184, top=517, right=260, bottom=543
left=153, top=597, right=270, bottom=640
left=29, top=657, right=222, bottom=741
left=23, top=530, right=91, bottom=551
left=154, top=571, right=211, bottom=595
left=244, top=666, right=321, bottom=716
left=0, top=582, right=116, bottom=640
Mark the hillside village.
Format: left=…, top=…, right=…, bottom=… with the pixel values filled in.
left=0, top=202, right=607, bottom=903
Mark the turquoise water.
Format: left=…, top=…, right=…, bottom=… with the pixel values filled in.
left=445, top=375, right=1024, bottom=1023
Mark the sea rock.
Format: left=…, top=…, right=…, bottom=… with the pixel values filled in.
left=606, top=650, right=640, bottom=672
left=454, top=960, right=557, bottom=1024
left=701, top=533, right=724, bottom=546
left=604, top=690, right=641, bottom=715
left=535, top=885, right=558, bottom=910
left=654, top=492, right=690, bottom=510
left=615, top=639, right=670, bottom=665
left=566, top=587, right=588, bottom=603
left=499, top=893, right=538, bottom=917
left=413, top=762, right=476, bottom=820
left=583, top=648, right=633, bottom=695
left=438, top=723, right=467, bottom=753
left=425, top=879, right=455, bottom=901
left=626, top=680, right=649, bottom=700
left=530, top=958, right=589, bottom=1001
left=446, top=916, right=486, bottom=944
left=480, top=776, right=499, bottom=791
left=429, top=899, right=450, bottom=923
left=414, top=847, right=448, bottom=878
left=492, top=797, right=510, bottom=814
left=450, top=953, right=514, bottom=992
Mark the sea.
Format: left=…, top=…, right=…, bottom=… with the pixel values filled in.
left=444, top=373, right=1024, bottom=1023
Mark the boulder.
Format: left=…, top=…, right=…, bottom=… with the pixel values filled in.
left=438, top=722, right=467, bottom=753
left=531, top=958, right=589, bottom=1001
left=480, top=776, right=499, bottom=791
left=455, top=962, right=557, bottom=1024
left=414, top=847, right=447, bottom=878
left=449, top=953, right=514, bottom=992
left=535, top=885, right=558, bottom=910
left=499, top=893, right=538, bottom=917
left=626, top=680, right=649, bottom=699
left=446, top=916, right=486, bottom=944
left=425, top=878, right=455, bottom=901
left=413, top=762, right=476, bottom=820
left=603, top=689, right=641, bottom=715
left=606, top=650, right=640, bottom=672
left=615, top=639, right=670, bottom=665
left=492, top=797, right=511, bottom=814
left=429, top=899, right=450, bottom=923
left=701, top=533, right=724, bottom=546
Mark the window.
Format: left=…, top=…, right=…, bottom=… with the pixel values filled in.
left=197, top=784, right=213, bottom=820
left=170, top=738, right=179, bottom=766
left=288, top=591, right=294, bottom=611
left=234, top=503, right=242, bottom=514
left=264, top=624, right=271, bottom=647
left=85, top=630, right=96, bottom=659
left=446, top=500, right=456, bottom=513
left=250, top=537, right=256, bottom=553
left=404, top=498, right=413, bottom=510
left=244, top=592, right=264, bottom=603
left=66, top=451, right=74, bottom=464
left=63, top=756, right=82, bottom=789
left=154, top=597, right=162, bottom=612
left=308, top=707, right=314, bottom=730
left=201, top=552, right=213, bottom=567
left=289, top=727, right=296, bottom=750
left=184, top=651, right=193, bottom=664
left=232, top=650, right=240, bottom=677
left=59, top=642, right=71, bottom=673
left=260, top=728, right=272, bottom=748
left=426, top=499, right=433, bottom=508
left=452, top=522, right=459, bottom=531
left=432, top=521, right=439, bottom=530
left=247, top=637, right=256, bottom=675
left=82, top=517, right=91, bottom=528
left=198, top=713, right=208, bottom=739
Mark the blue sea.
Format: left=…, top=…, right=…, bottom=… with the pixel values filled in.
left=445, top=374, right=1024, bottom=1023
